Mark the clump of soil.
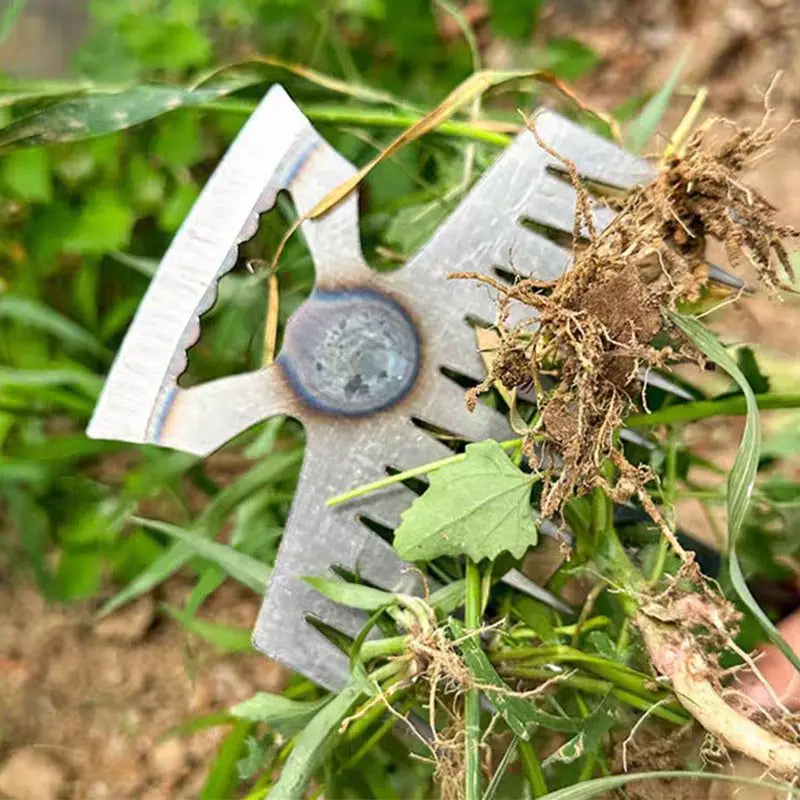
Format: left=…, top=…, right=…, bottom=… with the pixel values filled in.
left=456, top=103, right=798, bottom=525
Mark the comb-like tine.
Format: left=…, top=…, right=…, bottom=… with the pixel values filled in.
left=414, top=373, right=512, bottom=445
left=531, top=110, right=653, bottom=189
left=640, top=369, right=694, bottom=401
left=708, top=262, right=747, bottom=291
left=492, top=225, right=571, bottom=282
left=155, top=364, right=297, bottom=456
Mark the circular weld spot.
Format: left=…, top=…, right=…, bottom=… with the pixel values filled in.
left=278, top=288, right=421, bottom=416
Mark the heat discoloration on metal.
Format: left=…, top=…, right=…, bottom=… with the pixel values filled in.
left=88, top=85, right=737, bottom=690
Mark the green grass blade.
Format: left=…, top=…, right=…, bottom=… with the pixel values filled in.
left=199, top=719, right=253, bottom=800
left=539, top=771, right=799, bottom=799
left=0, top=76, right=259, bottom=150
left=161, top=604, right=253, bottom=652
left=0, top=0, right=27, bottom=48
left=450, top=619, right=581, bottom=736
left=134, top=517, right=271, bottom=594
left=99, top=542, right=194, bottom=617
left=481, top=736, right=517, bottom=800
left=231, top=693, right=328, bottom=737
left=269, top=684, right=363, bottom=800
left=0, top=295, right=110, bottom=358
left=670, top=312, right=800, bottom=673
left=624, top=49, right=689, bottom=153
left=304, top=576, right=397, bottom=610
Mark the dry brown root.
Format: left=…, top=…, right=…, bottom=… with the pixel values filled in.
left=637, top=613, right=800, bottom=778
left=455, top=101, right=799, bottom=529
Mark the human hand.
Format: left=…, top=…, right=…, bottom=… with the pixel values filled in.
left=742, top=606, right=800, bottom=709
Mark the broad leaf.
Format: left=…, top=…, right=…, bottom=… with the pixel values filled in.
left=269, top=684, right=363, bottom=800
left=394, top=440, right=537, bottom=562
left=671, top=312, right=800, bottom=673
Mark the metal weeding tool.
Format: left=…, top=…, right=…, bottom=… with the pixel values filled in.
left=88, top=85, right=741, bottom=690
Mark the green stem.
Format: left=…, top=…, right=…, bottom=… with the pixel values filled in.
left=491, top=646, right=657, bottom=698
left=465, top=559, right=482, bottom=800
left=626, top=392, right=800, bottom=428
left=202, top=101, right=514, bottom=146
left=518, top=740, right=548, bottom=797
left=500, top=666, right=688, bottom=725
left=359, top=635, right=408, bottom=662
left=650, top=431, right=678, bottom=583
left=326, top=437, right=521, bottom=506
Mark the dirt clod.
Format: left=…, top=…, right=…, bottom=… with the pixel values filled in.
left=455, top=101, right=798, bottom=528
left=0, top=748, right=67, bottom=800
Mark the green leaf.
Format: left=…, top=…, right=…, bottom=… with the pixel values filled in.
left=62, top=189, right=135, bottom=254
left=0, top=147, right=53, bottom=201
left=0, top=78, right=255, bottom=150
left=200, top=719, right=253, bottom=800
left=101, top=450, right=302, bottom=616
left=429, top=578, right=466, bottom=614
left=304, top=576, right=397, bottom=611
left=489, top=0, right=540, bottom=40
left=161, top=604, right=253, bottom=652
left=542, top=693, right=616, bottom=767
left=0, top=0, right=26, bottom=48
left=670, top=312, right=800, bottom=673
left=269, top=684, right=364, bottom=800
left=394, top=440, right=537, bottom=562
left=231, top=693, right=328, bottom=737
left=625, top=49, right=689, bottom=153
left=481, top=736, right=517, bottom=800
left=539, top=772, right=799, bottom=800
left=134, top=517, right=271, bottom=594
left=0, top=296, right=108, bottom=358
left=736, top=346, right=770, bottom=395
left=450, top=618, right=581, bottom=736
left=153, top=109, right=204, bottom=168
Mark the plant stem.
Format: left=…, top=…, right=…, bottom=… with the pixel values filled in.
left=202, top=100, right=515, bottom=146
left=626, top=392, right=800, bottom=428
left=518, top=740, right=548, bottom=797
left=359, top=635, right=408, bottom=662
left=650, top=431, right=678, bottom=583
left=499, top=666, right=688, bottom=724
left=326, top=437, right=521, bottom=506
left=464, top=558, right=482, bottom=800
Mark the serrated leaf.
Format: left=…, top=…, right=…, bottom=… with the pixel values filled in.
left=231, top=693, right=328, bottom=737
left=670, top=312, right=800, bottom=674
left=304, top=576, right=396, bottom=610
left=450, top=618, right=581, bottom=737
left=394, top=440, right=537, bottom=562
left=269, top=684, right=364, bottom=800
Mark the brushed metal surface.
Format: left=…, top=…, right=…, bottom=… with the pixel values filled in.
left=88, top=86, right=730, bottom=689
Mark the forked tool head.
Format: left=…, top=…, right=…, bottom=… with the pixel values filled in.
left=88, top=85, right=737, bottom=689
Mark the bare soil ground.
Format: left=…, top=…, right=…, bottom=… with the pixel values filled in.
left=3, top=1, right=800, bottom=797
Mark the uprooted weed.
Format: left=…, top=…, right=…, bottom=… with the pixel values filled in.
left=453, top=107, right=798, bottom=531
